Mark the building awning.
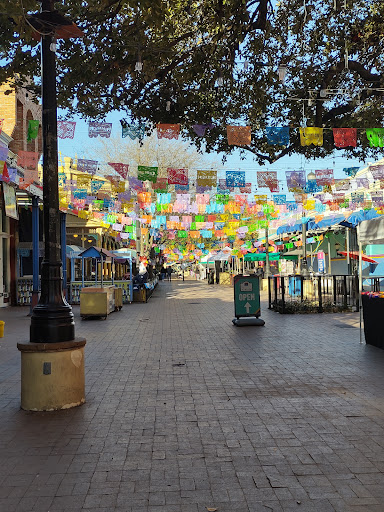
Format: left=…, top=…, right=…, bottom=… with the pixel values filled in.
left=338, top=251, right=378, bottom=264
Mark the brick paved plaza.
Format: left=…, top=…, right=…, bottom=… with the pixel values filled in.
left=0, top=280, right=384, bottom=511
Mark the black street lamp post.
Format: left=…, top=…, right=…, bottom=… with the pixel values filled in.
left=30, top=0, right=75, bottom=343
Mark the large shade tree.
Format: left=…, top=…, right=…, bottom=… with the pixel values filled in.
left=1, top=0, right=384, bottom=164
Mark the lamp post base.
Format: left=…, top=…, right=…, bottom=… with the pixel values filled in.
left=30, top=303, right=75, bottom=343
left=30, top=261, right=75, bottom=343
left=17, top=338, right=86, bottom=411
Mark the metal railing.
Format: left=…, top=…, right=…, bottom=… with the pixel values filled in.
left=361, top=276, right=384, bottom=293
left=268, top=274, right=359, bottom=314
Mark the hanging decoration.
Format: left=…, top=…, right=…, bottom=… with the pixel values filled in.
left=137, top=166, right=158, bottom=183
left=17, top=150, right=39, bottom=171
left=121, top=123, right=146, bottom=140
left=239, top=183, right=252, bottom=194
left=157, top=124, right=180, bottom=139
left=218, top=179, right=233, bottom=193
left=175, top=183, right=189, bottom=192
left=27, top=120, right=39, bottom=142
left=192, top=123, right=215, bottom=137
left=19, top=168, right=38, bottom=189
left=0, top=146, right=8, bottom=175
left=167, top=168, right=188, bottom=185
left=153, top=177, right=168, bottom=191
left=254, top=194, right=268, bottom=204
left=285, top=170, right=306, bottom=191
left=371, top=191, right=383, bottom=205
left=108, top=162, right=129, bottom=179
left=226, top=171, right=245, bottom=188
left=366, top=128, right=384, bottom=147
left=266, top=127, right=290, bottom=146
left=343, top=167, right=359, bottom=177
left=196, top=170, right=217, bottom=187
left=88, top=122, right=112, bottom=138
left=227, top=126, right=251, bottom=146
left=369, top=164, right=384, bottom=180
left=273, top=194, right=287, bottom=204
left=57, top=121, right=76, bottom=139
left=299, top=127, right=323, bottom=146
left=77, top=159, right=98, bottom=174
left=128, top=177, right=143, bottom=191
left=77, top=175, right=91, bottom=188
left=315, top=169, right=334, bottom=186
left=257, top=171, right=279, bottom=192
left=332, top=128, right=357, bottom=148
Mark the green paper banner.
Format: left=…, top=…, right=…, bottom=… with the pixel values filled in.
left=138, top=166, right=158, bottom=183
left=27, top=120, right=39, bottom=142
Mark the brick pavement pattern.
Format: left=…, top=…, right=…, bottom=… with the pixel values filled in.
left=0, top=281, right=384, bottom=511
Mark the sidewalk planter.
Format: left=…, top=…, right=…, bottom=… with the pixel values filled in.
left=361, top=292, right=384, bottom=349
left=17, top=338, right=86, bottom=411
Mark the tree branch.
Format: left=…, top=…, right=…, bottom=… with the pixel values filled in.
left=316, top=60, right=383, bottom=125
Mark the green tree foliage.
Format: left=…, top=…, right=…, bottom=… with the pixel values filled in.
left=1, top=0, right=383, bottom=164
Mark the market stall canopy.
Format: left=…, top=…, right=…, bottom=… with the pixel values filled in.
left=212, top=250, right=232, bottom=261
left=200, top=252, right=215, bottom=263
left=78, top=247, right=115, bottom=262
left=341, top=209, right=380, bottom=228
left=111, top=249, right=137, bottom=260
left=337, top=251, right=378, bottom=264
left=66, top=245, right=83, bottom=258
left=358, top=216, right=384, bottom=245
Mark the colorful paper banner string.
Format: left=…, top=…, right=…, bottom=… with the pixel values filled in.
left=333, top=128, right=357, bottom=148
left=299, top=127, right=323, bottom=146
left=153, top=177, right=168, bottom=191
left=137, top=166, right=158, bottom=183
left=192, top=123, right=215, bottom=137
left=77, top=159, right=98, bottom=174
left=57, top=121, right=76, bottom=139
left=227, top=126, right=251, bottom=146
left=0, top=146, right=9, bottom=176
left=226, top=171, right=245, bottom=187
left=266, top=127, right=289, bottom=146
left=108, top=162, right=129, bottom=179
left=167, top=168, right=188, bottom=185
left=369, top=164, right=384, bottom=180
left=315, top=169, right=334, bottom=186
left=285, top=170, right=306, bottom=191
left=257, top=171, right=279, bottom=192
left=17, top=150, right=38, bottom=170
left=239, top=183, right=252, bottom=194
left=343, top=167, right=359, bottom=177
left=157, top=124, right=180, bottom=140
left=27, top=120, right=39, bottom=142
left=88, top=121, right=112, bottom=138
left=121, top=123, right=145, bottom=140
left=366, top=128, right=384, bottom=147
left=196, top=170, right=217, bottom=187
left=273, top=194, right=286, bottom=204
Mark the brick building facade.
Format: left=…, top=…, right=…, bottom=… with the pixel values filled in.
left=0, top=81, right=42, bottom=156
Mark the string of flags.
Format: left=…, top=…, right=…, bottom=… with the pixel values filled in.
left=51, top=120, right=384, bottom=149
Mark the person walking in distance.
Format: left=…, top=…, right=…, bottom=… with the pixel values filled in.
left=167, top=266, right=172, bottom=281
